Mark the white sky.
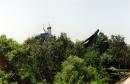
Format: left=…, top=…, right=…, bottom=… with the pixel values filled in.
left=0, top=0, right=130, bottom=43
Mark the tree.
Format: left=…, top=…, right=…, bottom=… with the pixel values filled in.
left=108, top=35, right=127, bottom=69
left=95, top=32, right=109, bottom=54
left=24, top=33, right=74, bottom=83
left=54, top=55, right=108, bottom=84
left=0, top=35, right=33, bottom=83
left=0, top=35, right=21, bottom=82
left=83, top=48, right=100, bottom=68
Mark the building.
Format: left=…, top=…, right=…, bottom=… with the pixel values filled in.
left=40, top=25, right=52, bottom=38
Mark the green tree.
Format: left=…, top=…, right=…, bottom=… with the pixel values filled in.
left=54, top=55, right=108, bottom=84
left=95, top=32, right=109, bottom=54
left=108, top=35, right=127, bottom=69
left=0, top=35, right=20, bottom=82
left=0, top=35, right=33, bottom=83
left=24, top=33, right=74, bottom=83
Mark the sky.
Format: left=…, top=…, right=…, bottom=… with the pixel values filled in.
left=0, top=0, right=130, bottom=43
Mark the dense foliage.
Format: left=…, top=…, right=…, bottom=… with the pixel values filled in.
left=0, top=32, right=130, bottom=84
